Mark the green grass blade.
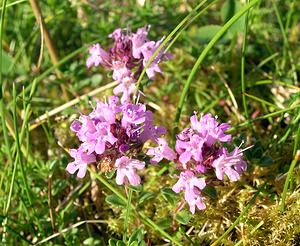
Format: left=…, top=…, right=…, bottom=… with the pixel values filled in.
left=89, top=168, right=182, bottom=246
left=211, top=189, right=261, bottom=246
left=123, top=187, right=133, bottom=242
left=281, top=150, right=300, bottom=212
left=227, top=103, right=300, bottom=133
left=134, top=0, right=209, bottom=96
left=241, top=0, right=250, bottom=119
left=0, top=0, right=26, bottom=10
left=173, top=0, right=260, bottom=138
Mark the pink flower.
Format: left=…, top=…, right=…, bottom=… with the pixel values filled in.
left=212, top=147, right=247, bottom=181
left=146, top=138, right=176, bottom=164
left=172, top=170, right=206, bottom=214
left=175, top=134, right=204, bottom=164
left=86, top=43, right=110, bottom=68
left=113, top=76, right=136, bottom=103
left=115, top=156, right=145, bottom=186
left=121, top=103, right=146, bottom=128
left=131, top=26, right=150, bottom=59
left=190, top=113, right=231, bottom=146
left=66, top=147, right=96, bottom=178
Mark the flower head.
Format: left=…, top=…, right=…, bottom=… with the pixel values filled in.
left=146, top=138, right=176, bottom=165
left=212, top=147, right=247, bottom=181
left=115, top=156, right=145, bottom=186
left=172, top=170, right=206, bottom=214
left=66, top=147, right=96, bottom=178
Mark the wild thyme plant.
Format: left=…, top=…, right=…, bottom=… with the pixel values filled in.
left=66, top=26, right=248, bottom=215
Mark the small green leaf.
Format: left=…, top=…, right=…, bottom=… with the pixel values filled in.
left=252, top=147, right=263, bottom=159
left=156, top=216, right=172, bottom=230
left=83, top=237, right=100, bottom=245
left=116, top=241, right=126, bottom=246
left=176, top=210, right=192, bottom=225
left=128, top=228, right=144, bottom=244
left=138, top=192, right=155, bottom=205
left=108, top=239, right=118, bottom=246
left=221, top=0, right=245, bottom=35
left=2, top=51, right=13, bottom=75
left=105, top=170, right=116, bottom=179
left=91, top=74, right=103, bottom=86
left=129, top=242, right=139, bottom=246
left=105, top=194, right=126, bottom=207
left=130, top=184, right=143, bottom=192
left=259, top=156, right=273, bottom=167
left=202, top=185, right=218, bottom=199
left=161, top=188, right=177, bottom=205
left=194, top=25, right=232, bottom=44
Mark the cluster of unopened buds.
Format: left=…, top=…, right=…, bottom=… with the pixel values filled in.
left=67, top=26, right=247, bottom=214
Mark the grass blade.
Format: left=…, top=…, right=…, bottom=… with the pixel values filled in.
left=173, top=0, right=260, bottom=139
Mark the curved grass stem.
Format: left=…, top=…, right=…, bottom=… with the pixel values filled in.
left=281, top=150, right=300, bottom=212
left=123, top=187, right=133, bottom=242
left=173, top=0, right=260, bottom=139
left=211, top=189, right=261, bottom=246
left=89, top=169, right=182, bottom=246
left=134, top=0, right=209, bottom=97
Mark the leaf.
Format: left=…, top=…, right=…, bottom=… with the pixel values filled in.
left=221, top=0, right=245, bottom=35
left=128, top=228, right=144, bottom=244
left=176, top=210, right=192, bottom=225
left=138, top=192, right=155, bottom=205
left=108, top=239, right=118, bottom=246
left=105, top=194, right=126, bottom=207
left=91, top=74, right=103, bottom=86
left=129, top=242, right=139, bottom=246
left=156, top=216, right=172, bottom=230
left=202, top=185, right=218, bottom=199
left=194, top=25, right=232, bottom=44
left=161, top=188, right=177, bottom=206
left=258, top=156, right=273, bottom=167
left=130, top=184, right=143, bottom=192
left=105, top=170, right=116, bottom=179
left=2, top=50, right=13, bottom=75
left=116, top=241, right=126, bottom=246
left=83, top=238, right=100, bottom=245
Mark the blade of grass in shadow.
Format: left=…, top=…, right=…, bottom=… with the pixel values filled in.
left=244, top=92, right=281, bottom=109
left=164, top=0, right=220, bottom=54
left=12, top=84, right=32, bottom=204
left=211, top=188, right=261, bottom=246
left=88, top=168, right=183, bottom=246
left=134, top=0, right=209, bottom=97
left=247, top=80, right=299, bottom=91
left=241, top=0, right=250, bottom=119
left=227, top=103, right=300, bottom=133
left=281, top=150, right=300, bottom=211
left=0, top=0, right=26, bottom=10
left=123, top=187, right=133, bottom=242
left=271, top=0, right=298, bottom=84
left=36, top=220, right=109, bottom=244
left=0, top=0, right=14, bottom=243
left=21, top=37, right=103, bottom=96
left=12, top=84, right=45, bottom=237
left=173, top=0, right=260, bottom=140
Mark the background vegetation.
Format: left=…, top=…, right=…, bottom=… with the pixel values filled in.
left=0, top=0, right=300, bottom=245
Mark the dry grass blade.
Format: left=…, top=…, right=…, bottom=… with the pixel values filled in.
left=29, top=81, right=118, bottom=130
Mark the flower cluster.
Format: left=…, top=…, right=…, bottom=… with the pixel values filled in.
left=170, top=113, right=247, bottom=213
left=86, top=26, right=171, bottom=103
left=66, top=25, right=248, bottom=215
left=67, top=96, right=167, bottom=186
